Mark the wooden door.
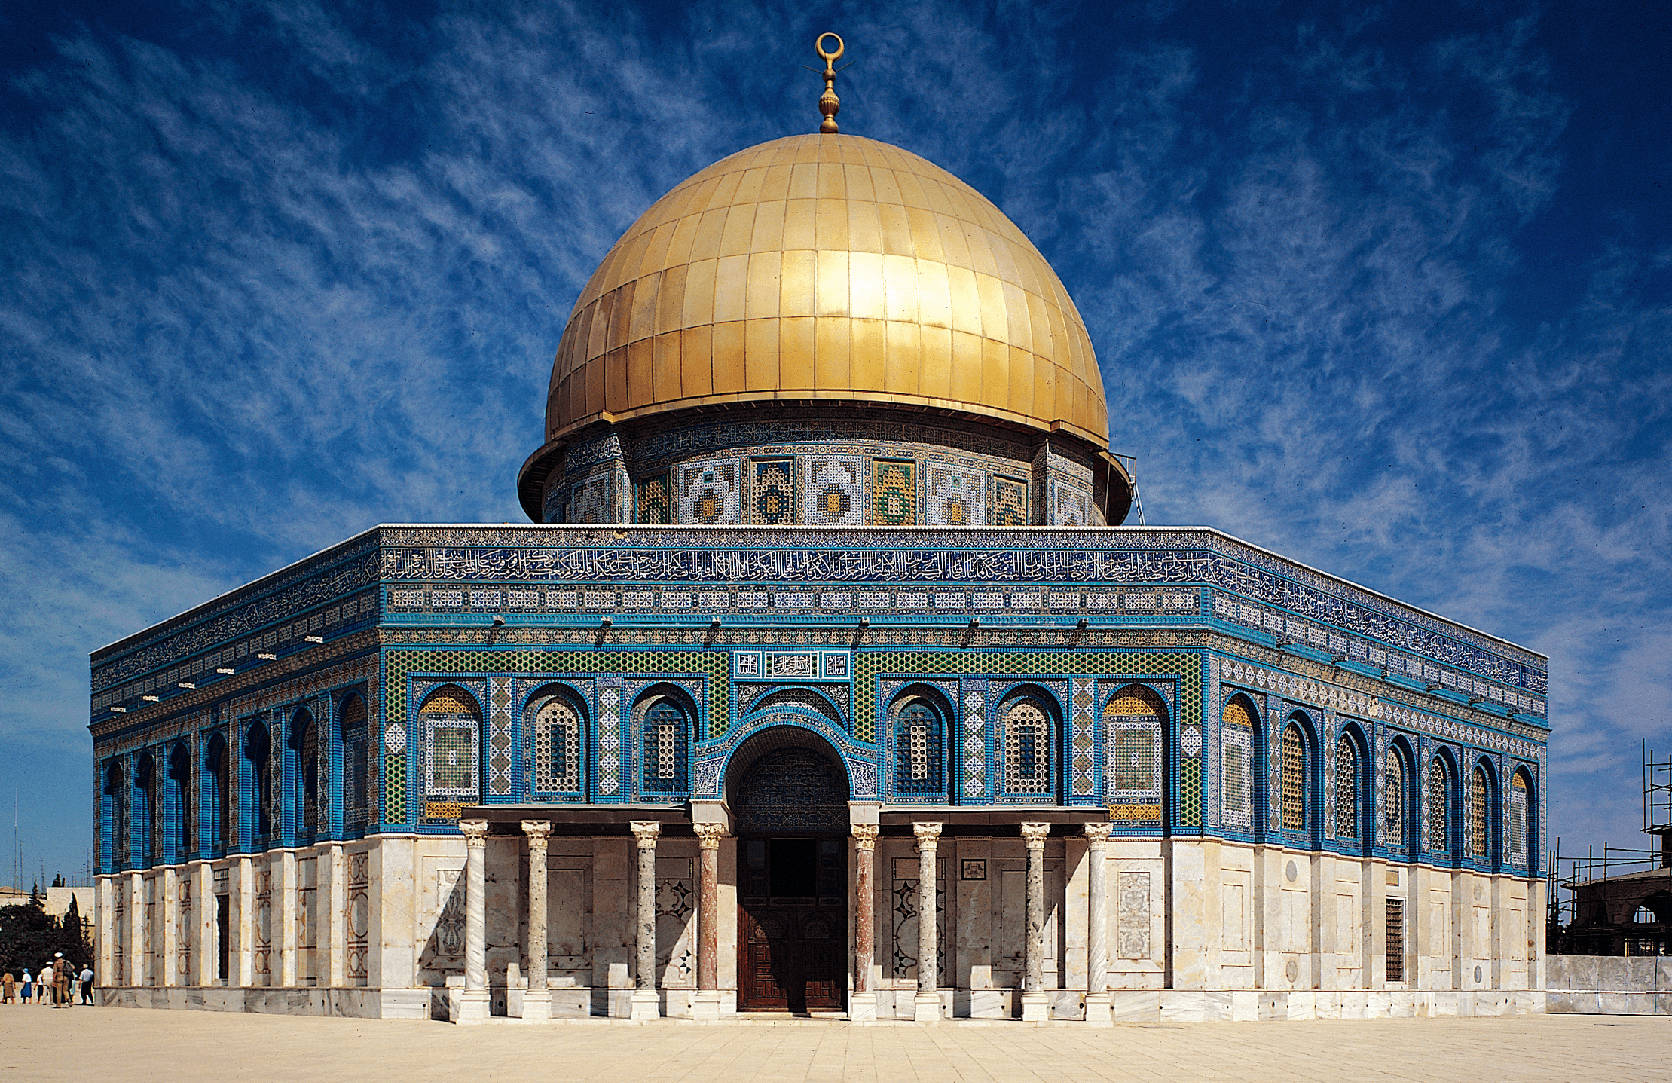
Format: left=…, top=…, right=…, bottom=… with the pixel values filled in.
left=736, top=837, right=846, bottom=1013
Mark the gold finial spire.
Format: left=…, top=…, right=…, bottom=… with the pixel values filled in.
left=815, top=32, right=844, bottom=133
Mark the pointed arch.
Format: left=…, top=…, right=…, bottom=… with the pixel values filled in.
left=167, top=740, right=193, bottom=864
left=1279, top=713, right=1316, bottom=836
left=101, top=758, right=126, bottom=873
left=1220, top=693, right=1260, bottom=832
left=998, top=684, right=1060, bottom=800
left=1467, top=757, right=1497, bottom=864
left=888, top=685, right=952, bottom=801
left=1334, top=723, right=1370, bottom=850
left=1425, top=749, right=1457, bottom=860
left=202, top=730, right=230, bottom=855
left=527, top=683, right=588, bottom=798
left=420, top=684, right=482, bottom=803
left=1380, top=737, right=1415, bottom=854
left=133, top=749, right=158, bottom=868
left=243, top=719, right=274, bottom=851
left=339, top=692, right=369, bottom=837
left=1104, top=684, right=1166, bottom=807
left=1508, top=767, right=1534, bottom=870
left=635, top=683, right=696, bottom=800
left=290, top=707, right=320, bottom=844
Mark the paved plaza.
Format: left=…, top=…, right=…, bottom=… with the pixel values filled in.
left=1, top=1008, right=1668, bottom=1080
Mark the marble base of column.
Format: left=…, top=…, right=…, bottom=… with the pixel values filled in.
left=1020, top=990, right=1050, bottom=1023
left=455, top=988, right=491, bottom=1025
left=628, top=987, right=661, bottom=1022
left=1083, top=990, right=1113, bottom=1026
left=691, top=988, right=723, bottom=1022
left=913, top=989, right=942, bottom=1023
left=521, top=987, right=552, bottom=1022
left=848, top=991, right=878, bottom=1023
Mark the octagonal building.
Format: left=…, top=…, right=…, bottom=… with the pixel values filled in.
left=89, top=116, right=1549, bottom=1023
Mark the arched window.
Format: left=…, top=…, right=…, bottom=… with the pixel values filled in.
left=167, top=742, right=193, bottom=863
left=893, top=700, right=945, bottom=798
left=203, top=731, right=229, bottom=854
left=1104, top=686, right=1164, bottom=806
left=1334, top=733, right=1360, bottom=842
left=291, top=708, right=320, bottom=844
left=101, top=759, right=126, bottom=873
left=340, top=694, right=368, bottom=835
left=530, top=691, right=585, bottom=796
left=1220, top=697, right=1256, bottom=830
left=1507, top=770, right=1531, bottom=869
left=641, top=699, right=689, bottom=797
left=1379, top=746, right=1409, bottom=852
left=133, top=750, right=157, bottom=868
left=421, top=686, right=481, bottom=803
left=1280, top=721, right=1307, bottom=833
left=245, top=721, right=274, bottom=850
left=1467, top=763, right=1491, bottom=860
left=1001, top=694, right=1054, bottom=796
left=1425, top=755, right=1451, bottom=857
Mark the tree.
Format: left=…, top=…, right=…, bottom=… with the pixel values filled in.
left=0, top=894, right=95, bottom=977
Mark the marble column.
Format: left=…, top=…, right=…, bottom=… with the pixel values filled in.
left=324, top=844, right=347, bottom=988
left=128, top=871, right=146, bottom=987
left=231, top=855, right=254, bottom=987
left=277, top=851, right=298, bottom=987
left=96, top=876, right=115, bottom=989
left=521, top=820, right=553, bottom=1021
left=850, top=824, right=880, bottom=1022
left=912, top=821, right=942, bottom=1023
left=693, top=822, right=726, bottom=1022
left=629, top=821, right=661, bottom=1021
left=1083, top=822, right=1113, bottom=1025
left=160, top=866, right=180, bottom=987
left=1020, top=822, right=1051, bottom=1022
left=456, top=819, right=490, bottom=1024
left=190, top=862, right=215, bottom=987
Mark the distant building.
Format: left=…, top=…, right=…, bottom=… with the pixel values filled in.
left=90, top=52, right=1548, bottom=1021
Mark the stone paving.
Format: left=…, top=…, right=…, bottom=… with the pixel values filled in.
left=1, top=1007, right=1668, bottom=1081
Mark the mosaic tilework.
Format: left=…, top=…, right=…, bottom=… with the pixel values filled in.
left=567, top=470, right=616, bottom=524
left=802, top=455, right=864, bottom=526
left=961, top=686, right=986, bottom=801
left=1049, top=478, right=1092, bottom=527
left=381, top=648, right=727, bottom=823
left=1070, top=678, right=1095, bottom=797
left=634, top=473, right=672, bottom=524
left=1508, top=771, right=1530, bottom=867
left=1177, top=760, right=1201, bottom=828
left=871, top=459, right=917, bottom=526
left=597, top=683, right=622, bottom=796
left=1280, top=723, right=1305, bottom=832
left=1220, top=696, right=1255, bottom=830
left=488, top=676, right=513, bottom=796
left=991, top=476, right=1028, bottom=525
left=530, top=694, right=582, bottom=794
left=925, top=462, right=985, bottom=526
left=750, top=458, right=796, bottom=524
left=676, top=457, right=742, bottom=524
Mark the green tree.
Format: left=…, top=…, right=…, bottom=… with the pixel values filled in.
left=0, top=894, right=95, bottom=977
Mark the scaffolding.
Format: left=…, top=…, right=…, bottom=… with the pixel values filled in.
left=1547, top=743, right=1672, bottom=955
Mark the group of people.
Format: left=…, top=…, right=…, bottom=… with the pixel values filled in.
left=1, top=955, right=93, bottom=1006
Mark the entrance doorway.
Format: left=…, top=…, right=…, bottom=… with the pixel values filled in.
left=726, top=726, right=850, bottom=1014
left=738, top=837, right=844, bottom=1012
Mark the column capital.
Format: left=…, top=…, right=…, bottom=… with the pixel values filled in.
left=630, top=820, right=662, bottom=846
left=520, top=819, right=553, bottom=842
left=852, top=823, right=880, bottom=851
left=1020, top=822, right=1051, bottom=847
left=694, top=822, right=727, bottom=850
left=1083, top=821, right=1114, bottom=844
left=460, top=819, right=489, bottom=848
left=912, top=821, right=942, bottom=849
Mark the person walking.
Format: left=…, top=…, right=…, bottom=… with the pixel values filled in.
left=52, top=954, right=70, bottom=1007
left=38, top=962, right=52, bottom=1006
left=2, top=970, right=15, bottom=1003
left=20, top=968, right=32, bottom=1004
left=79, top=964, right=94, bottom=1005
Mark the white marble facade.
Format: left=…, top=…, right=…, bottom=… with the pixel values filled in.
left=94, top=827, right=1545, bottom=1021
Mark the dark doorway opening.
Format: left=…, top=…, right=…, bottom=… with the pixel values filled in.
left=216, top=894, right=230, bottom=982
left=726, top=726, right=850, bottom=1014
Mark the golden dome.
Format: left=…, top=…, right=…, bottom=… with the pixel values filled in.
left=539, top=133, right=1110, bottom=448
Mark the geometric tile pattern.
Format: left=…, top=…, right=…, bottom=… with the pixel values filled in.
left=750, top=458, right=796, bottom=524
left=802, top=455, right=864, bottom=526
left=992, top=476, right=1028, bottom=525
left=488, top=675, right=513, bottom=796
left=870, top=459, right=916, bottom=526
left=925, top=462, right=985, bottom=526
left=677, top=457, right=742, bottom=524
left=1069, top=678, right=1095, bottom=796
left=961, top=686, right=986, bottom=801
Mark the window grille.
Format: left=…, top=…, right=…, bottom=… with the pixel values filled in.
left=1280, top=723, right=1305, bottom=832
left=1467, top=765, right=1489, bottom=859
left=340, top=697, right=367, bottom=832
left=1379, top=749, right=1405, bottom=850
left=641, top=701, right=688, bottom=795
left=1508, top=773, right=1530, bottom=868
left=894, top=701, right=944, bottom=797
left=1425, top=757, right=1450, bottom=854
left=1003, top=698, right=1052, bottom=794
left=532, top=696, right=583, bottom=793
left=1334, top=735, right=1359, bottom=841
left=1385, top=897, right=1406, bottom=982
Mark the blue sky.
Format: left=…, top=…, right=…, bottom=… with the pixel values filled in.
left=1, top=0, right=1667, bottom=889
